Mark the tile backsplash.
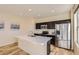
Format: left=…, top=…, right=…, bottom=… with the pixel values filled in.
left=35, top=29, right=55, bottom=34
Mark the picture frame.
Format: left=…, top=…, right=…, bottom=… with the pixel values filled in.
left=11, top=24, right=20, bottom=30
left=0, top=23, right=4, bottom=30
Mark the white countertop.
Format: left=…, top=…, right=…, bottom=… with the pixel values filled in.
left=16, top=35, right=52, bottom=45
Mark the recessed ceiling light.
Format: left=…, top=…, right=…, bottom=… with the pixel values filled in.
left=38, top=14, right=40, bottom=16
left=28, top=9, right=32, bottom=11
left=51, top=10, right=55, bottom=13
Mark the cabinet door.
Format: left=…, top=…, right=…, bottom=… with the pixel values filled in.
left=36, top=23, right=41, bottom=29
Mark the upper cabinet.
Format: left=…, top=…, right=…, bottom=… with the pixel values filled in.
left=36, top=22, right=48, bottom=29
left=36, top=19, right=71, bottom=29
left=47, top=22, right=55, bottom=29
left=36, top=23, right=41, bottom=29
left=36, top=22, right=55, bottom=29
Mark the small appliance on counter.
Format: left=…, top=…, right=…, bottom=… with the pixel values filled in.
left=42, top=31, right=49, bottom=34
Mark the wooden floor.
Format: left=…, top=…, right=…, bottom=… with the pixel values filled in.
left=0, top=43, right=29, bottom=55
left=50, top=45, right=73, bottom=55
left=0, top=43, right=74, bottom=55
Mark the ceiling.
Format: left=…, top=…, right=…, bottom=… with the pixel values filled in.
left=0, top=4, right=73, bottom=19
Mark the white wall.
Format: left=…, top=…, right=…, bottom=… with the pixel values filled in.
left=0, top=13, right=35, bottom=47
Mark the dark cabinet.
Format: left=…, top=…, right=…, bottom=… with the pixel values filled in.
left=36, top=22, right=55, bottom=29
left=36, top=23, right=41, bottom=29
left=47, top=22, right=55, bottom=29
left=36, top=23, right=48, bottom=29
left=36, top=19, right=70, bottom=29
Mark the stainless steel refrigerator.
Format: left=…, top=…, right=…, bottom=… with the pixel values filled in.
left=55, top=23, right=70, bottom=49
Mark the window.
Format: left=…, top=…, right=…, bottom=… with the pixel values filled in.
left=77, top=13, right=79, bottom=44
left=74, top=7, right=79, bottom=44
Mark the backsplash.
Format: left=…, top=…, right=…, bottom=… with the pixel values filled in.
left=34, top=29, right=55, bottom=34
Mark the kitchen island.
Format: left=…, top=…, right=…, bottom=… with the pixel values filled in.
left=16, top=35, right=52, bottom=55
